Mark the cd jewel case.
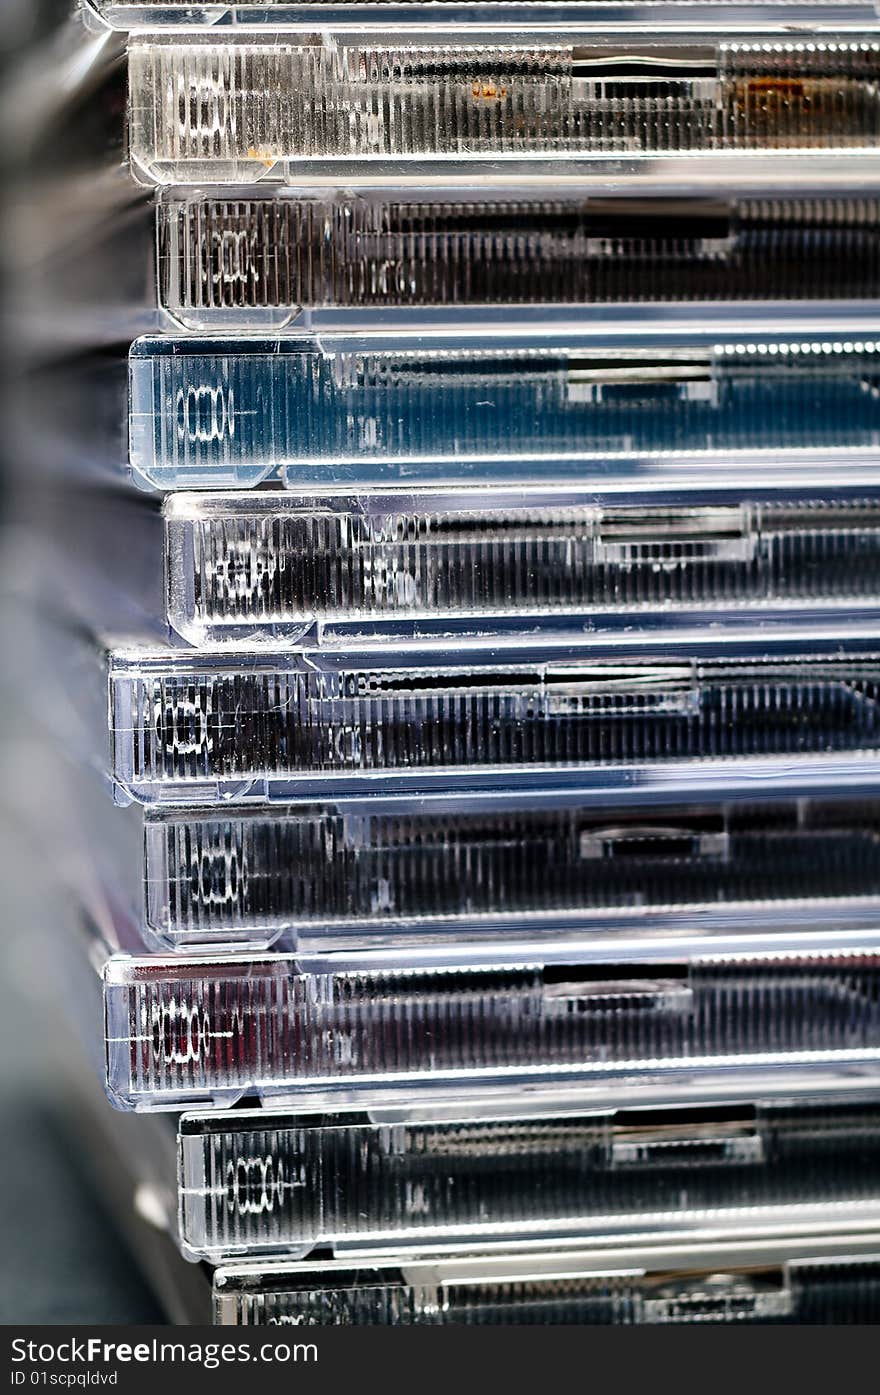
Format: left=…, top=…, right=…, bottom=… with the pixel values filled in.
left=62, top=1020, right=880, bottom=1331
left=108, top=631, right=880, bottom=805
left=158, top=191, right=880, bottom=330
left=141, top=793, right=880, bottom=956
left=37, top=738, right=880, bottom=961
left=31, top=330, right=880, bottom=494
left=19, top=1, right=880, bottom=1329
left=129, top=333, right=880, bottom=492
left=213, top=1245, right=880, bottom=1325
left=42, top=484, right=880, bottom=649
left=163, top=490, right=880, bottom=645
left=15, top=187, right=880, bottom=348
left=127, top=36, right=880, bottom=185
left=55, top=959, right=880, bottom=1328
left=177, top=1096, right=880, bottom=1261
left=84, top=0, right=880, bottom=31
left=103, top=947, right=880, bottom=1109
left=33, top=668, right=880, bottom=1140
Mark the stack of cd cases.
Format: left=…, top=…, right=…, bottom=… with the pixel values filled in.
left=4, top=0, right=880, bottom=1325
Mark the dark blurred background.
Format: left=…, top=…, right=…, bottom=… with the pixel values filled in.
left=0, top=4, right=163, bottom=1323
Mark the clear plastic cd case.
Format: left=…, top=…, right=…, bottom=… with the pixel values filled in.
left=127, top=35, right=880, bottom=185
left=158, top=190, right=880, bottom=330
left=163, top=489, right=880, bottom=646
left=129, top=332, right=880, bottom=492
left=43, top=484, right=880, bottom=648
left=108, top=630, right=880, bottom=806
left=22, top=325, right=880, bottom=500
left=52, top=991, right=880, bottom=1321
left=141, top=792, right=880, bottom=958
left=177, top=1096, right=880, bottom=1261
left=13, top=0, right=880, bottom=1327
left=16, top=186, right=880, bottom=348
left=103, top=945, right=880, bottom=1110
left=29, top=479, right=880, bottom=645
left=35, top=734, right=880, bottom=1184
left=37, top=732, right=880, bottom=960
left=84, top=0, right=880, bottom=32
left=213, top=1242, right=880, bottom=1325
